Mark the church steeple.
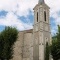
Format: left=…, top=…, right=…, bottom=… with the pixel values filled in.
left=33, top=0, right=51, bottom=60
left=38, top=0, right=45, bottom=4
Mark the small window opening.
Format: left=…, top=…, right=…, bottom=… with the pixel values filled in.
left=37, top=12, right=38, bottom=22
left=44, top=11, right=46, bottom=21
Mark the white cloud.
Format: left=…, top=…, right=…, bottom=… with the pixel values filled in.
left=0, top=0, right=60, bottom=19
left=0, top=0, right=38, bottom=16
left=46, top=0, right=60, bottom=24
left=0, top=0, right=36, bottom=30
left=0, top=12, right=33, bottom=31
left=0, top=0, right=60, bottom=32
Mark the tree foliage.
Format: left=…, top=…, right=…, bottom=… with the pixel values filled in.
left=0, top=26, right=18, bottom=60
left=51, top=25, right=60, bottom=60
left=45, top=42, right=49, bottom=60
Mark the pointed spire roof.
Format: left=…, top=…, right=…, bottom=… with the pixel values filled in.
left=38, top=0, right=45, bottom=4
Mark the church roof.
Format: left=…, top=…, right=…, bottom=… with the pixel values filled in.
left=19, top=29, right=33, bottom=33
left=24, top=29, right=33, bottom=33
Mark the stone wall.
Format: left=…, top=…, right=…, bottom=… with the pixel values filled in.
left=12, top=31, right=24, bottom=60
left=12, top=29, right=33, bottom=60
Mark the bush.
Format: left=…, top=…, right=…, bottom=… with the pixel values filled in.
left=0, top=26, right=18, bottom=60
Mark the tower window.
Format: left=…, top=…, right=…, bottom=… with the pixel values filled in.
left=44, top=11, right=46, bottom=21
left=37, top=12, right=38, bottom=22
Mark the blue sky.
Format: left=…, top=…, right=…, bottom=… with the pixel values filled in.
left=0, top=0, right=60, bottom=36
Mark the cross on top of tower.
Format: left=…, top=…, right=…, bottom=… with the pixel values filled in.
left=38, top=0, right=45, bottom=4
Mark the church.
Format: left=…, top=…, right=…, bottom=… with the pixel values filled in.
left=12, top=0, right=52, bottom=60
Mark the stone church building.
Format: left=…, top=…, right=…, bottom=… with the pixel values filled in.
left=13, top=0, right=51, bottom=60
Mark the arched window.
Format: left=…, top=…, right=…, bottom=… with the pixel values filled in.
left=44, top=11, right=46, bottom=21
left=37, top=12, right=38, bottom=22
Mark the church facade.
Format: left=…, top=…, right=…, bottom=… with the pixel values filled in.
left=13, top=0, right=51, bottom=60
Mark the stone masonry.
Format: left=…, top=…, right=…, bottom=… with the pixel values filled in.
left=12, top=0, right=52, bottom=60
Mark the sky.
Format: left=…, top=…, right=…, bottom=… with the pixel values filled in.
left=0, top=0, right=60, bottom=36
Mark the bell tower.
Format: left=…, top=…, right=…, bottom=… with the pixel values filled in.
left=33, top=0, right=51, bottom=60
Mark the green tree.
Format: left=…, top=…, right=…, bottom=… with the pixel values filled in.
left=0, top=33, right=4, bottom=60
left=45, top=42, right=49, bottom=60
left=51, top=25, right=60, bottom=60
left=0, top=26, right=18, bottom=60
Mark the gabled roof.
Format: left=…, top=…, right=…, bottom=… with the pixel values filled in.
left=19, top=29, right=33, bottom=33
